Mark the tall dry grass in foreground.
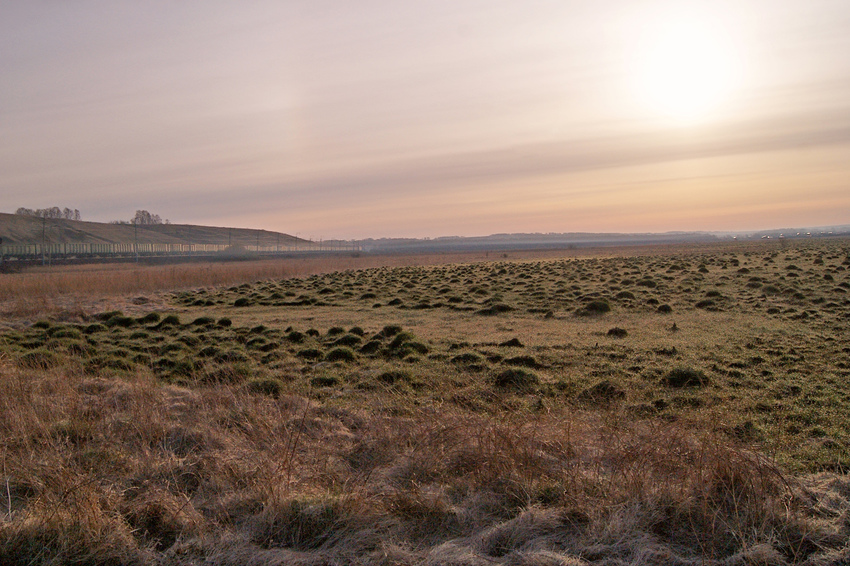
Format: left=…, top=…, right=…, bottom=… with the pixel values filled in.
left=1, top=358, right=847, bottom=565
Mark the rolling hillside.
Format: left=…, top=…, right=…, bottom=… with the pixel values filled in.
left=0, top=212, right=306, bottom=248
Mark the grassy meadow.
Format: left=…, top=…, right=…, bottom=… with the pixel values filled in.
left=1, top=238, right=850, bottom=565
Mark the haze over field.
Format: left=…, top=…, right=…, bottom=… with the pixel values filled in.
left=2, top=1, right=849, bottom=238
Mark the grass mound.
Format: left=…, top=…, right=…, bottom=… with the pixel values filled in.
left=662, top=367, right=709, bottom=387
left=476, top=303, right=514, bottom=316
left=577, top=380, right=626, bottom=405
left=326, top=347, right=356, bottom=362
left=246, top=377, right=284, bottom=398
left=607, top=327, right=628, bottom=338
left=576, top=300, right=610, bottom=316
left=493, top=368, right=539, bottom=391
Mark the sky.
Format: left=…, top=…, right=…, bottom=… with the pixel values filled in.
left=2, top=1, right=849, bottom=239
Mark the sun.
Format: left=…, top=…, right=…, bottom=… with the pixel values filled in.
left=633, top=15, right=739, bottom=124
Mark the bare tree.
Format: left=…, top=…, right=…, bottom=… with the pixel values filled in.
left=132, top=210, right=163, bottom=225
left=15, top=206, right=81, bottom=220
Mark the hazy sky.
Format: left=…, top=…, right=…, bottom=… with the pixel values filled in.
left=2, top=1, right=849, bottom=238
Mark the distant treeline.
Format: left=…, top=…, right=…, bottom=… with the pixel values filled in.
left=14, top=207, right=171, bottom=226
left=110, top=210, right=170, bottom=226
left=16, top=207, right=81, bottom=220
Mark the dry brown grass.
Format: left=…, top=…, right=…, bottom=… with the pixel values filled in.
left=0, top=356, right=846, bottom=565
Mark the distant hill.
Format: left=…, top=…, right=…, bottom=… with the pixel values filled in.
left=3, top=211, right=847, bottom=256
left=358, top=226, right=850, bottom=253
left=0, top=212, right=307, bottom=248
left=359, top=231, right=723, bottom=252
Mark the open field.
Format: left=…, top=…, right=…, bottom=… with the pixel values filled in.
left=1, top=239, right=850, bottom=564
left=0, top=246, right=707, bottom=322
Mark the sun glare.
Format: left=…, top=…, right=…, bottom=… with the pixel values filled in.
left=634, top=15, right=739, bottom=124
